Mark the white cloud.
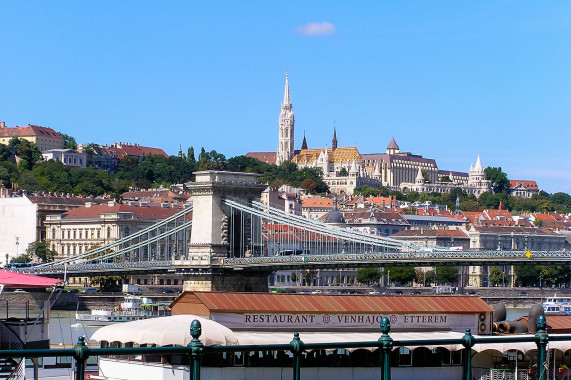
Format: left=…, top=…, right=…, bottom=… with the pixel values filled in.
left=295, top=22, right=336, bottom=36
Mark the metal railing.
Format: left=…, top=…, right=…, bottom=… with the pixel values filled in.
left=0, top=321, right=25, bottom=380
left=0, top=315, right=567, bottom=380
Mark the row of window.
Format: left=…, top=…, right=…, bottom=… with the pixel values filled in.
left=100, top=347, right=462, bottom=368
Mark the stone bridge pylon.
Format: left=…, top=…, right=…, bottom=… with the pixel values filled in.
left=175, top=171, right=268, bottom=292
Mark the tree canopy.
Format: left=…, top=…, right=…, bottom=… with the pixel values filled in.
left=0, top=139, right=568, bottom=214
left=356, top=267, right=382, bottom=285
left=484, top=166, right=510, bottom=194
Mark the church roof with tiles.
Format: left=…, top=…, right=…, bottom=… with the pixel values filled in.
left=292, top=147, right=362, bottom=164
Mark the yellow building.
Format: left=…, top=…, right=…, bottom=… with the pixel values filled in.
left=0, top=122, right=64, bottom=151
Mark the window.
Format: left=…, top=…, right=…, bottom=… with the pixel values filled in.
left=398, top=347, right=412, bottom=366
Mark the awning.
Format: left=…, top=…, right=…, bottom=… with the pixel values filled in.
left=90, top=314, right=238, bottom=347
left=89, top=316, right=571, bottom=355
left=0, top=270, right=62, bottom=288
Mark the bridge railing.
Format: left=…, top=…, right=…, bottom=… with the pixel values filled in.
left=0, top=316, right=564, bottom=380
left=224, top=249, right=571, bottom=267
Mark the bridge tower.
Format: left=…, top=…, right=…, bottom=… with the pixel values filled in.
left=177, top=171, right=268, bottom=292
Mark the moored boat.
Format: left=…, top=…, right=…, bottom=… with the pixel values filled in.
left=542, top=295, right=571, bottom=315
left=76, top=294, right=170, bottom=325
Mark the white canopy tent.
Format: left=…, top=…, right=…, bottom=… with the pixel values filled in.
left=89, top=316, right=571, bottom=354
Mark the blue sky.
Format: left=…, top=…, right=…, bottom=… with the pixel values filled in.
left=0, top=1, right=569, bottom=193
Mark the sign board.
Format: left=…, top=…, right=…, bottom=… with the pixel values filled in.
left=211, top=312, right=483, bottom=333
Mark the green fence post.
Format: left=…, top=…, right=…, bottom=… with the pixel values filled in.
left=73, top=336, right=90, bottom=380
left=535, top=315, right=548, bottom=380
left=189, top=320, right=204, bottom=380
left=461, top=328, right=475, bottom=380
left=290, top=332, right=305, bottom=380
left=378, top=317, right=393, bottom=380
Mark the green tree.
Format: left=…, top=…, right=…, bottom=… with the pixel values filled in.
left=290, top=272, right=297, bottom=283
left=89, top=276, right=122, bottom=290
left=514, top=265, right=540, bottom=287
left=304, top=271, right=312, bottom=286
left=187, top=147, right=196, bottom=162
left=58, top=132, right=78, bottom=150
left=540, top=265, right=571, bottom=287
left=11, top=253, right=32, bottom=264
left=356, top=267, right=382, bottom=285
left=424, top=269, right=437, bottom=285
left=9, top=138, right=42, bottom=170
left=17, top=172, right=41, bottom=191
left=434, top=266, right=459, bottom=284
left=489, top=266, right=504, bottom=286
left=484, top=166, right=510, bottom=194
left=0, top=144, right=12, bottom=161
left=440, top=175, right=451, bottom=183
left=338, top=167, right=348, bottom=177
left=384, top=267, right=416, bottom=285
left=25, top=241, right=56, bottom=263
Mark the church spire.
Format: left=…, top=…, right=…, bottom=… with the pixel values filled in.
left=283, top=72, right=290, bottom=105
left=301, top=131, right=308, bottom=150
left=332, top=122, right=338, bottom=151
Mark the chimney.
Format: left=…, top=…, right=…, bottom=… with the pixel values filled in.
left=0, top=122, right=5, bottom=128
left=85, top=202, right=92, bottom=208
left=107, top=200, right=116, bottom=207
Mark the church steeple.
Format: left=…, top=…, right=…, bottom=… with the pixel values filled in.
left=283, top=72, right=290, bottom=104
left=276, top=73, right=295, bottom=165
left=301, top=131, right=308, bottom=150
left=332, top=123, right=338, bottom=151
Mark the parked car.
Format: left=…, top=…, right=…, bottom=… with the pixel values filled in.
left=13, top=289, right=27, bottom=293
left=410, top=290, right=421, bottom=295
left=518, top=291, right=528, bottom=296
left=81, top=288, right=98, bottom=294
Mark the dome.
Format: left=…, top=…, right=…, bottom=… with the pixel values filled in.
left=324, top=198, right=345, bottom=224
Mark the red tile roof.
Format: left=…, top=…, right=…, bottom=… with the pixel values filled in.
left=171, top=291, right=493, bottom=315
left=105, top=144, right=168, bottom=159
left=509, top=180, right=539, bottom=190
left=245, top=152, right=277, bottom=165
left=302, top=198, right=333, bottom=208
left=0, top=124, right=63, bottom=140
left=62, top=203, right=186, bottom=220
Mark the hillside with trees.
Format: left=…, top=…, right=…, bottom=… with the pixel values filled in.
left=1, top=137, right=569, bottom=213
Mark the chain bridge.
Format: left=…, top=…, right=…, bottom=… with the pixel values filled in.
left=19, top=171, right=571, bottom=291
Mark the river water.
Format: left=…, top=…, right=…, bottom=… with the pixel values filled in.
left=49, top=310, right=99, bottom=346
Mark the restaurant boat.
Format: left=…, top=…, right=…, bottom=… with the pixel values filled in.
left=76, top=294, right=170, bottom=325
